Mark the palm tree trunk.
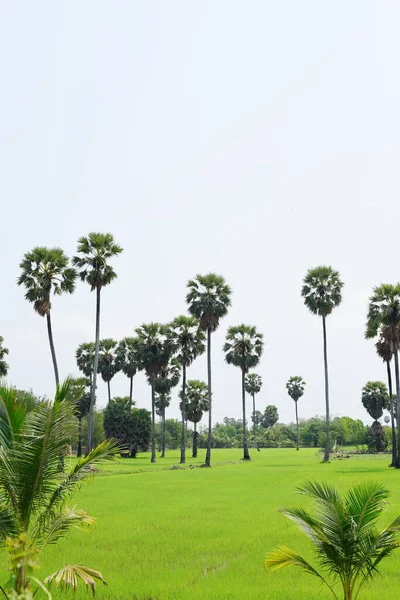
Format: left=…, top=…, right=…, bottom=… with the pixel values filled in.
left=322, top=316, right=330, bottom=463
left=77, top=416, right=82, bottom=457
left=295, top=401, right=299, bottom=451
left=205, top=328, right=212, bottom=467
left=46, top=312, right=60, bottom=387
left=387, top=360, right=396, bottom=466
left=193, top=422, right=198, bottom=458
left=180, top=364, right=187, bottom=464
left=161, top=402, right=166, bottom=458
left=129, top=376, right=134, bottom=409
left=151, top=374, right=156, bottom=463
left=242, top=369, right=250, bottom=460
left=252, top=393, right=256, bottom=448
left=107, top=380, right=111, bottom=403
left=394, top=351, right=400, bottom=468
left=86, top=288, right=101, bottom=455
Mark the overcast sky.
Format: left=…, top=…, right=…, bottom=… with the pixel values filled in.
left=1, top=1, right=399, bottom=426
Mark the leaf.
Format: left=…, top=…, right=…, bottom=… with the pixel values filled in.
left=44, top=565, right=107, bottom=595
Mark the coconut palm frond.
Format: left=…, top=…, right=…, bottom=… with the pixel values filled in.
left=44, top=564, right=107, bottom=594
left=36, top=507, right=95, bottom=550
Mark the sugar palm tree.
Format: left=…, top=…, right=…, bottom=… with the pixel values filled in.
left=265, top=480, right=400, bottom=600
left=361, top=381, right=389, bottom=453
left=65, top=377, right=91, bottom=457
left=73, top=233, right=123, bottom=453
left=169, top=315, right=205, bottom=464
left=154, top=358, right=181, bottom=457
left=76, top=342, right=96, bottom=384
left=182, top=380, right=209, bottom=458
left=224, top=325, right=264, bottom=461
left=18, top=247, right=77, bottom=387
left=302, top=266, right=344, bottom=462
left=245, top=373, right=262, bottom=450
left=116, top=337, right=138, bottom=409
left=286, top=376, right=306, bottom=451
left=375, top=329, right=397, bottom=465
left=187, top=274, right=231, bottom=467
left=98, top=338, right=121, bottom=403
left=0, top=335, right=9, bottom=377
left=132, top=323, right=175, bottom=463
left=0, top=380, right=118, bottom=598
left=366, top=284, right=400, bottom=467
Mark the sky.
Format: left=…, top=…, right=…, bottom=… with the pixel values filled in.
left=1, top=1, right=399, bottom=426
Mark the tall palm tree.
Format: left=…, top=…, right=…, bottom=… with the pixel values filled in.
left=265, top=480, right=400, bottom=600
left=73, top=233, right=123, bottom=453
left=169, top=315, right=205, bottom=464
left=116, top=337, right=138, bottom=409
left=18, top=247, right=77, bottom=386
left=361, top=381, right=389, bottom=453
left=154, top=358, right=181, bottom=457
left=244, top=373, right=262, bottom=450
left=132, top=323, right=175, bottom=463
left=0, top=335, right=9, bottom=377
left=182, top=379, right=209, bottom=458
left=186, top=274, right=232, bottom=467
left=301, top=266, right=344, bottom=462
left=224, top=325, right=264, bottom=461
left=366, top=284, right=400, bottom=468
left=0, top=380, right=118, bottom=597
left=286, top=376, right=306, bottom=451
left=375, top=329, right=397, bottom=465
left=98, top=338, right=121, bottom=403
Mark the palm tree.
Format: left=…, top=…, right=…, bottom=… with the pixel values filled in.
left=116, top=337, right=138, bottom=409
left=361, top=381, right=389, bottom=453
left=0, top=335, right=9, bottom=377
left=66, top=377, right=91, bottom=457
left=265, top=480, right=400, bottom=600
left=154, top=358, right=181, bottom=457
left=375, top=329, right=397, bottom=465
left=169, top=315, right=205, bottom=464
left=301, top=266, right=344, bottom=462
left=98, top=338, right=121, bottom=403
left=366, top=284, right=400, bottom=467
left=224, top=325, right=264, bottom=461
left=73, top=233, right=123, bottom=453
left=132, top=323, right=175, bottom=463
left=76, top=342, right=96, bottom=384
left=186, top=274, right=232, bottom=467
left=182, top=380, right=209, bottom=458
left=18, top=247, right=77, bottom=386
left=286, top=376, right=306, bottom=451
left=244, top=373, right=262, bottom=450
left=0, top=380, right=118, bottom=597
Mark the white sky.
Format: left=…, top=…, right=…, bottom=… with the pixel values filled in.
left=1, top=1, right=399, bottom=426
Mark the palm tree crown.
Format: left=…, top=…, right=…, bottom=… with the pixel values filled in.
left=98, top=338, right=120, bottom=384
left=116, top=337, right=139, bottom=379
left=169, top=315, right=205, bottom=366
left=133, top=323, right=175, bottom=376
left=0, top=335, right=9, bottom=377
left=72, top=233, right=123, bottom=290
left=182, top=380, right=209, bottom=423
left=365, top=284, right=400, bottom=343
left=286, top=376, right=306, bottom=402
left=224, top=325, right=263, bottom=372
left=301, top=266, right=343, bottom=317
left=76, top=342, right=96, bottom=379
left=361, top=381, right=389, bottom=421
left=186, top=273, right=232, bottom=331
left=154, top=358, right=181, bottom=394
left=245, top=373, right=262, bottom=396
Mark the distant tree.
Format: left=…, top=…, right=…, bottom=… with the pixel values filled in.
left=181, top=380, right=209, bottom=458
left=245, top=373, right=262, bottom=450
left=18, top=247, right=77, bottom=386
left=286, top=376, right=306, bottom=451
left=0, top=335, right=9, bottom=377
left=187, top=273, right=232, bottom=467
left=361, top=381, right=389, bottom=452
left=65, top=377, right=91, bottom=457
left=76, top=342, right=96, bottom=383
left=169, top=315, right=205, bottom=464
left=302, top=266, right=344, bottom=462
left=261, top=405, right=279, bottom=429
left=98, top=338, right=121, bottom=403
left=251, top=410, right=263, bottom=426
left=73, top=232, right=123, bottom=453
left=375, top=327, right=396, bottom=465
left=155, top=392, right=171, bottom=454
left=103, top=397, right=151, bottom=457
left=224, top=325, right=264, bottom=460
left=154, top=358, right=180, bottom=457
left=116, top=337, right=138, bottom=409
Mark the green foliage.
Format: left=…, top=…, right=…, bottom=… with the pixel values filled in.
left=245, top=373, right=262, bottom=396
left=169, top=315, right=205, bottom=367
left=0, top=335, right=9, bottom=377
left=103, top=398, right=151, bottom=457
left=98, top=338, right=121, bottom=384
left=183, top=380, right=209, bottom=424
left=81, top=410, right=106, bottom=448
left=261, top=405, right=279, bottom=429
left=133, top=323, right=175, bottom=377
left=301, top=266, right=343, bottom=317
left=366, top=284, right=400, bottom=341
left=116, top=337, right=138, bottom=379
left=72, top=232, right=123, bottom=291
left=265, top=480, right=400, bottom=600
left=361, top=381, right=389, bottom=421
left=224, top=325, right=263, bottom=372
left=76, top=342, right=96, bottom=379
left=186, top=273, right=232, bottom=332
left=286, top=376, right=306, bottom=402
left=154, top=359, right=181, bottom=395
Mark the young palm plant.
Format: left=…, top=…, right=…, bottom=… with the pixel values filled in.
left=98, top=338, right=121, bottom=403
left=375, top=329, right=397, bottom=465
left=18, top=247, right=77, bottom=387
left=361, top=381, right=389, bottom=453
left=224, top=325, right=264, bottom=461
left=0, top=380, right=118, bottom=598
left=265, top=480, right=400, bottom=600
left=0, top=335, right=9, bottom=377
left=186, top=274, right=231, bottom=467
left=244, top=373, right=262, bottom=450
left=73, top=233, right=123, bottom=453
left=182, top=380, right=209, bottom=458
left=132, top=323, right=175, bottom=463
left=116, top=337, right=138, bottom=409
left=153, top=358, right=181, bottom=457
left=366, top=284, right=400, bottom=467
left=302, top=266, right=344, bottom=462
left=169, top=315, right=205, bottom=464
left=286, top=376, right=306, bottom=451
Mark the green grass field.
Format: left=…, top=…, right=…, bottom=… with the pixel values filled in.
left=18, top=449, right=400, bottom=599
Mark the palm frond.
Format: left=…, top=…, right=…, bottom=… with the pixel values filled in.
left=44, top=564, right=107, bottom=594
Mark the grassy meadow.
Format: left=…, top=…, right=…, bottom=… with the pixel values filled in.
left=16, top=449, right=400, bottom=600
